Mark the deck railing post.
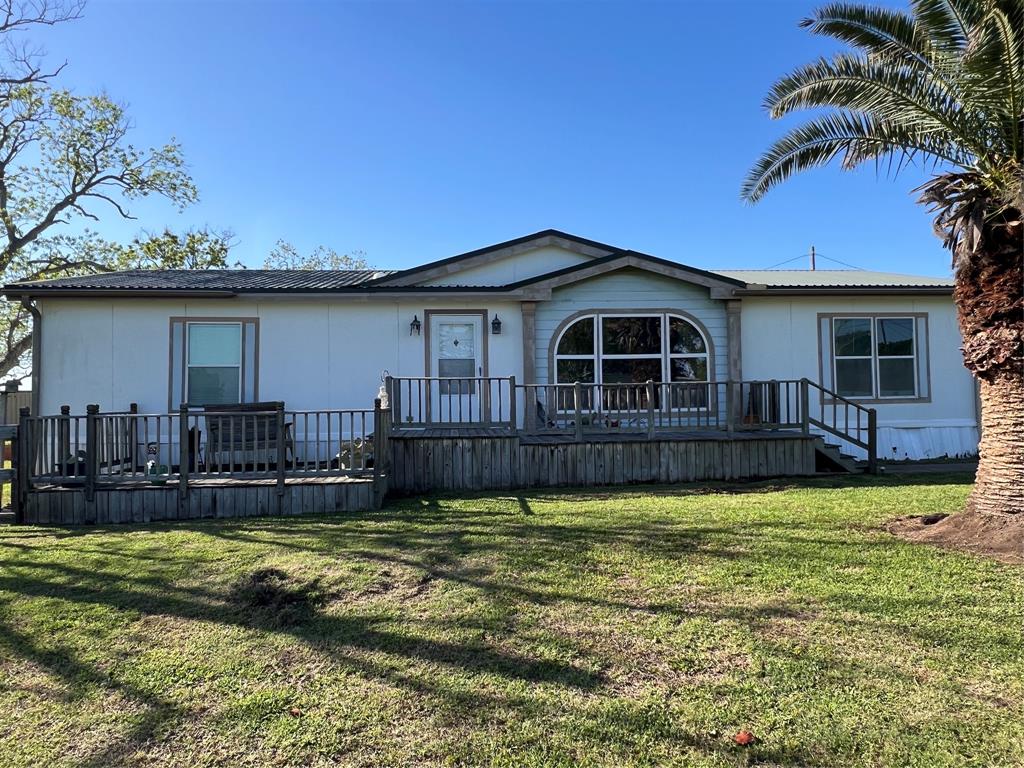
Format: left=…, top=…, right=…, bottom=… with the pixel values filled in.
left=58, top=405, right=71, bottom=473
left=14, top=406, right=30, bottom=523
left=372, top=397, right=385, bottom=505
left=178, top=403, right=190, bottom=500
left=508, top=376, right=517, bottom=432
left=867, top=407, right=878, bottom=474
left=385, top=375, right=397, bottom=427
left=525, top=385, right=537, bottom=434
left=645, top=379, right=655, bottom=439
left=85, top=404, right=99, bottom=503
left=573, top=381, right=583, bottom=442
left=127, top=402, right=139, bottom=474
left=725, top=381, right=735, bottom=433
left=275, top=401, right=286, bottom=496
left=799, top=378, right=810, bottom=435
left=16, top=405, right=30, bottom=507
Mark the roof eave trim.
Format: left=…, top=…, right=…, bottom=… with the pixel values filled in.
left=2, top=288, right=239, bottom=299
left=368, top=229, right=621, bottom=287
left=2, top=286, right=540, bottom=300
left=733, top=286, right=953, bottom=296
left=504, top=251, right=746, bottom=298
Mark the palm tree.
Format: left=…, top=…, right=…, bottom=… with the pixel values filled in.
left=742, top=0, right=1023, bottom=523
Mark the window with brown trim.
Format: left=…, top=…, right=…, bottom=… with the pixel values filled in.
left=554, top=312, right=712, bottom=408
left=169, top=318, right=259, bottom=408
left=826, top=315, right=927, bottom=401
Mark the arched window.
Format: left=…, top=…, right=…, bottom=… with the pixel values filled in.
left=553, top=312, right=711, bottom=407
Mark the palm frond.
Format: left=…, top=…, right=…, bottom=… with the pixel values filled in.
left=741, top=111, right=966, bottom=203
left=763, top=53, right=985, bottom=158
left=962, top=2, right=1024, bottom=162
left=801, top=3, right=935, bottom=68
left=910, top=0, right=983, bottom=52
left=744, top=0, right=1022, bottom=210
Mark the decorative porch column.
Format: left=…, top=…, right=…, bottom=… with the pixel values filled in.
left=521, top=301, right=537, bottom=384
left=725, top=299, right=742, bottom=382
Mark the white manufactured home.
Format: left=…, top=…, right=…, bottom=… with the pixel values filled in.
left=1, top=230, right=976, bottom=524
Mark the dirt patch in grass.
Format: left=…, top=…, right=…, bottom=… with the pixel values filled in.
left=888, top=510, right=1024, bottom=564
left=229, top=568, right=327, bottom=627
left=352, top=567, right=437, bottom=603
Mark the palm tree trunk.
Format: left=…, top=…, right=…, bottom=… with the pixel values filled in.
left=971, top=374, right=1024, bottom=515
left=953, top=214, right=1023, bottom=518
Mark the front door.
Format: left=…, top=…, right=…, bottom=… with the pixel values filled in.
left=430, top=313, right=486, bottom=423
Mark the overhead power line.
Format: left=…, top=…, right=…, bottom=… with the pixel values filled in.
left=764, top=247, right=866, bottom=271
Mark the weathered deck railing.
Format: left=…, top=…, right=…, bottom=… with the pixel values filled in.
left=387, top=376, right=807, bottom=435
left=385, top=375, right=874, bottom=468
left=17, top=402, right=388, bottom=499
left=804, top=379, right=878, bottom=473
left=387, top=376, right=516, bottom=428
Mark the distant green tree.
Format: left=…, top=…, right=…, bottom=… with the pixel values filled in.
left=742, top=0, right=1022, bottom=520
left=111, top=228, right=239, bottom=270
left=0, top=1, right=202, bottom=379
left=264, top=240, right=370, bottom=270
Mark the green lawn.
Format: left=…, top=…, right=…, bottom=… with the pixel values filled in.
left=0, top=474, right=1020, bottom=768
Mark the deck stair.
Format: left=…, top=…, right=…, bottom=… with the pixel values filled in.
left=813, top=437, right=861, bottom=473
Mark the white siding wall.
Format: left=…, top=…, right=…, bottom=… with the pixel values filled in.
left=740, top=295, right=978, bottom=459
left=423, top=245, right=593, bottom=286
left=37, top=297, right=523, bottom=414
left=534, top=268, right=728, bottom=386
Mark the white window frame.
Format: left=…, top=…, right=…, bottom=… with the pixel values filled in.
left=832, top=315, right=918, bottom=400
left=186, top=321, right=243, bottom=406
left=553, top=312, right=712, bottom=410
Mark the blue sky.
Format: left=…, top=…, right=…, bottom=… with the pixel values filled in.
left=41, top=0, right=952, bottom=275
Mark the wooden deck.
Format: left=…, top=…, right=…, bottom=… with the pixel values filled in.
left=388, top=428, right=819, bottom=494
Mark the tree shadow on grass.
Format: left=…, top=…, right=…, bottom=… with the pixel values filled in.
left=0, top=474, right=999, bottom=768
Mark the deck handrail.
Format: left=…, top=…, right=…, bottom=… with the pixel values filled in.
left=19, top=405, right=383, bottom=491
left=386, top=376, right=814, bottom=436
left=803, top=378, right=877, bottom=473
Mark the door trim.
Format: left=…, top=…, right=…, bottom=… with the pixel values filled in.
left=424, top=309, right=489, bottom=377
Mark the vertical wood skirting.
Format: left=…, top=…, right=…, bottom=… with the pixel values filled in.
left=19, top=480, right=380, bottom=526
left=387, top=434, right=817, bottom=494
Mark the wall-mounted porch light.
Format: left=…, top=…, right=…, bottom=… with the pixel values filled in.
left=491, top=314, right=502, bottom=335
left=409, top=315, right=421, bottom=336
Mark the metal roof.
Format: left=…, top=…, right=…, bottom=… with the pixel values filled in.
left=4, top=269, right=397, bottom=294
left=2, top=255, right=954, bottom=298
left=712, top=269, right=953, bottom=289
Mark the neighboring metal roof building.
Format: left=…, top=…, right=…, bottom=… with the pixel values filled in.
left=713, top=269, right=953, bottom=290
left=712, top=268, right=950, bottom=296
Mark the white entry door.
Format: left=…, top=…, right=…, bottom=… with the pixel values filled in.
left=430, top=314, right=485, bottom=423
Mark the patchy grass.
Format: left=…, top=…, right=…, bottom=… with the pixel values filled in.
left=0, top=473, right=1020, bottom=767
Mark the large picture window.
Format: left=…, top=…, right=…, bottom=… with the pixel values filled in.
left=553, top=312, right=712, bottom=407
left=832, top=316, right=919, bottom=399
left=170, top=318, right=259, bottom=408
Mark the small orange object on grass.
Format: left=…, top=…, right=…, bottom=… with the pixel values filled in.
left=733, top=730, right=755, bottom=746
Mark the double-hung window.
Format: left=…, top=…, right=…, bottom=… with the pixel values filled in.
left=170, top=318, right=259, bottom=408
left=829, top=315, right=926, bottom=400
left=187, top=323, right=242, bottom=405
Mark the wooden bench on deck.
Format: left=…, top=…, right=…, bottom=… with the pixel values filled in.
left=202, top=401, right=294, bottom=470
